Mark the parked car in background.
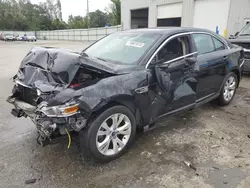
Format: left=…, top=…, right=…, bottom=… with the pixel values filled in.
left=7, top=28, right=244, bottom=163
left=15, top=35, right=24, bottom=41
left=25, top=34, right=37, bottom=42
left=229, top=23, right=250, bottom=73
left=3, top=34, right=15, bottom=41
left=0, top=33, right=4, bottom=40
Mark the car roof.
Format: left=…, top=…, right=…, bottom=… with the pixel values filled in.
left=119, top=27, right=216, bottom=35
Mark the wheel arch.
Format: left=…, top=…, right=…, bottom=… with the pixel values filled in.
left=231, top=68, right=240, bottom=87
left=88, top=95, right=143, bottom=127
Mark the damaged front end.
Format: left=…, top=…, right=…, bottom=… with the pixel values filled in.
left=7, top=93, right=86, bottom=146
left=7, top=47, right=114, bottom=147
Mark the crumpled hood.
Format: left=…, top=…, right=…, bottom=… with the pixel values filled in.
left=17, top=47, right=82, bottom=92
left=16, top=47, right=139, bottom=93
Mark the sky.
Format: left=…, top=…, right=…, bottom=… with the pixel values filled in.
left=31, top=0, right=111, bottom=21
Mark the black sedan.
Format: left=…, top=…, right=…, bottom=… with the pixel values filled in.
left=7, top=28, right=244, bottom=162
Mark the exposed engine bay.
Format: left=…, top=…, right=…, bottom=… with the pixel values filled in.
left=70, top=67, right=110, bottom=88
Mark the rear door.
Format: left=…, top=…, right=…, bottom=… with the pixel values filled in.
left=192, top=33, right=229, bottom=100
left=150, top=34, right=199, bottom=117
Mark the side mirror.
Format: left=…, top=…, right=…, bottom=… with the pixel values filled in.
left=185, top=57, right=197, bottom=66
left=235, top=32, right=239, bottom=36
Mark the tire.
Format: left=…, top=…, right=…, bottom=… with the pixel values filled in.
left=79, top=105, right=136, bottom=163
left=217, top=72, right=238, bottom=106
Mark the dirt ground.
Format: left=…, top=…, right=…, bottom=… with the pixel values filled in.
left=0, top=40, right=250, bottom=188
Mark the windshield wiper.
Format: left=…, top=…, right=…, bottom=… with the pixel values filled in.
left=81, top=52, right=89, bottom=57
left=97, top=57, right=107, bottom=62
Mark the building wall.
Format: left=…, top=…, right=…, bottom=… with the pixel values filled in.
left=121, top=0, right=150, bottom=30
left=227, top=0, right=250, bottom=36
left=121, top=0, right=192, bottom=30
left=121, top=0, right=250, bottom=37
left=193, top=0, right=231, bottom=36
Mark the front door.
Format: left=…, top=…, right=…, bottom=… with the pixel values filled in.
left=149, top=34, right=199, bottom=118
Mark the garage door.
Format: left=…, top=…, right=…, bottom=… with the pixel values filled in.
left=157, top=3, right=182, bottom=27
left=193, top=0, right=230, bottom=35
left=157, top=3, right=182, bottom=19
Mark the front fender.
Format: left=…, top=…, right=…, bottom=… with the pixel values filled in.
left=47, top=70, right=150, bottom=118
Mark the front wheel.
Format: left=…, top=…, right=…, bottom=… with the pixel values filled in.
left=217, top=72, right=238, bottom=106
left=79, top=106, right=136, bottom=163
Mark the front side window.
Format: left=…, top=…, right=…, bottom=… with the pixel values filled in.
left=83, top=32, right=161, bottom=65
left=193, top=34, right=215, bottom=55
left=155, top=36, right=190, bottom=63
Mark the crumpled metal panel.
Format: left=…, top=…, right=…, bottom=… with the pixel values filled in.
left=47, top=70, right=151, bottom=117
left=19, top=47, right=81, bottom=85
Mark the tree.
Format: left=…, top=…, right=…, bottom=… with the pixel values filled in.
left=0, top=0, right=66, bottom=30
left=89, top=10, right=108, bottom=28
left=68, top=15, right=87, bottom=29
left=106, top=0, right=121, bottom=25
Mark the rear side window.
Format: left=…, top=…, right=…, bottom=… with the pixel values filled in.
left=193, top=34, right=215, bottom=55
left=213, top=37, right=225, bottom=51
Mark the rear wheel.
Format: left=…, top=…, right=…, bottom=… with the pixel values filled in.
left=218, top=72, right=238, bottom=106
left=79, top=106, right=136, bottom=163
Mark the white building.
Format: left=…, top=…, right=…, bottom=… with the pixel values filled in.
left=121, top=0, right=250, bottom=37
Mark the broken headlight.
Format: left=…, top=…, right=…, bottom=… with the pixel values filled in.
left=37, top=102, right=79, bottom=117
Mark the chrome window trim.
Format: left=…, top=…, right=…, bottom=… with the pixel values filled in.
left=161, top=52, right=198, bottom=65
left=190, top=31, right=230, bottom=50
left=145, top=32, right=190, bottom=69
left=145, top=31, right=230, bottom=69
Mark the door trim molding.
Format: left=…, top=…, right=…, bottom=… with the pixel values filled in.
left=196, top=93, right=216, bottom=103
left=157, top=103, right=195, bottom=120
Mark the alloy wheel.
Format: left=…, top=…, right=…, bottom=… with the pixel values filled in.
left=96, top=113, right=132, bottom=156
left=223, top=75, right=236, bottom=102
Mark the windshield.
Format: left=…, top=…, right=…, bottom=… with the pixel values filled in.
left=239, top=24, right=250, bottom=36
left=83, top=32, right=161, bottom=64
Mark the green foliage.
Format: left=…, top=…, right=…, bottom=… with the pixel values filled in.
left=106, top=0, right=121, bottom=25
left=68, top=15, right=87, bottom=29
left=0, top=0, right=121, bottom=31
left=0, top=0, right=66, bottom=30
left=89, top=10, right=108, bottom=28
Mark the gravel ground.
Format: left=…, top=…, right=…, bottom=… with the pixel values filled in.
left=0, top=40, right=250, bottom=188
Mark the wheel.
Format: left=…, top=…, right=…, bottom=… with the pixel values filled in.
left=35, top=39, right=37, bottom=42
left=79, top=105, right=136, bottom=163
left=218, top=72, right=238, bottom=106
